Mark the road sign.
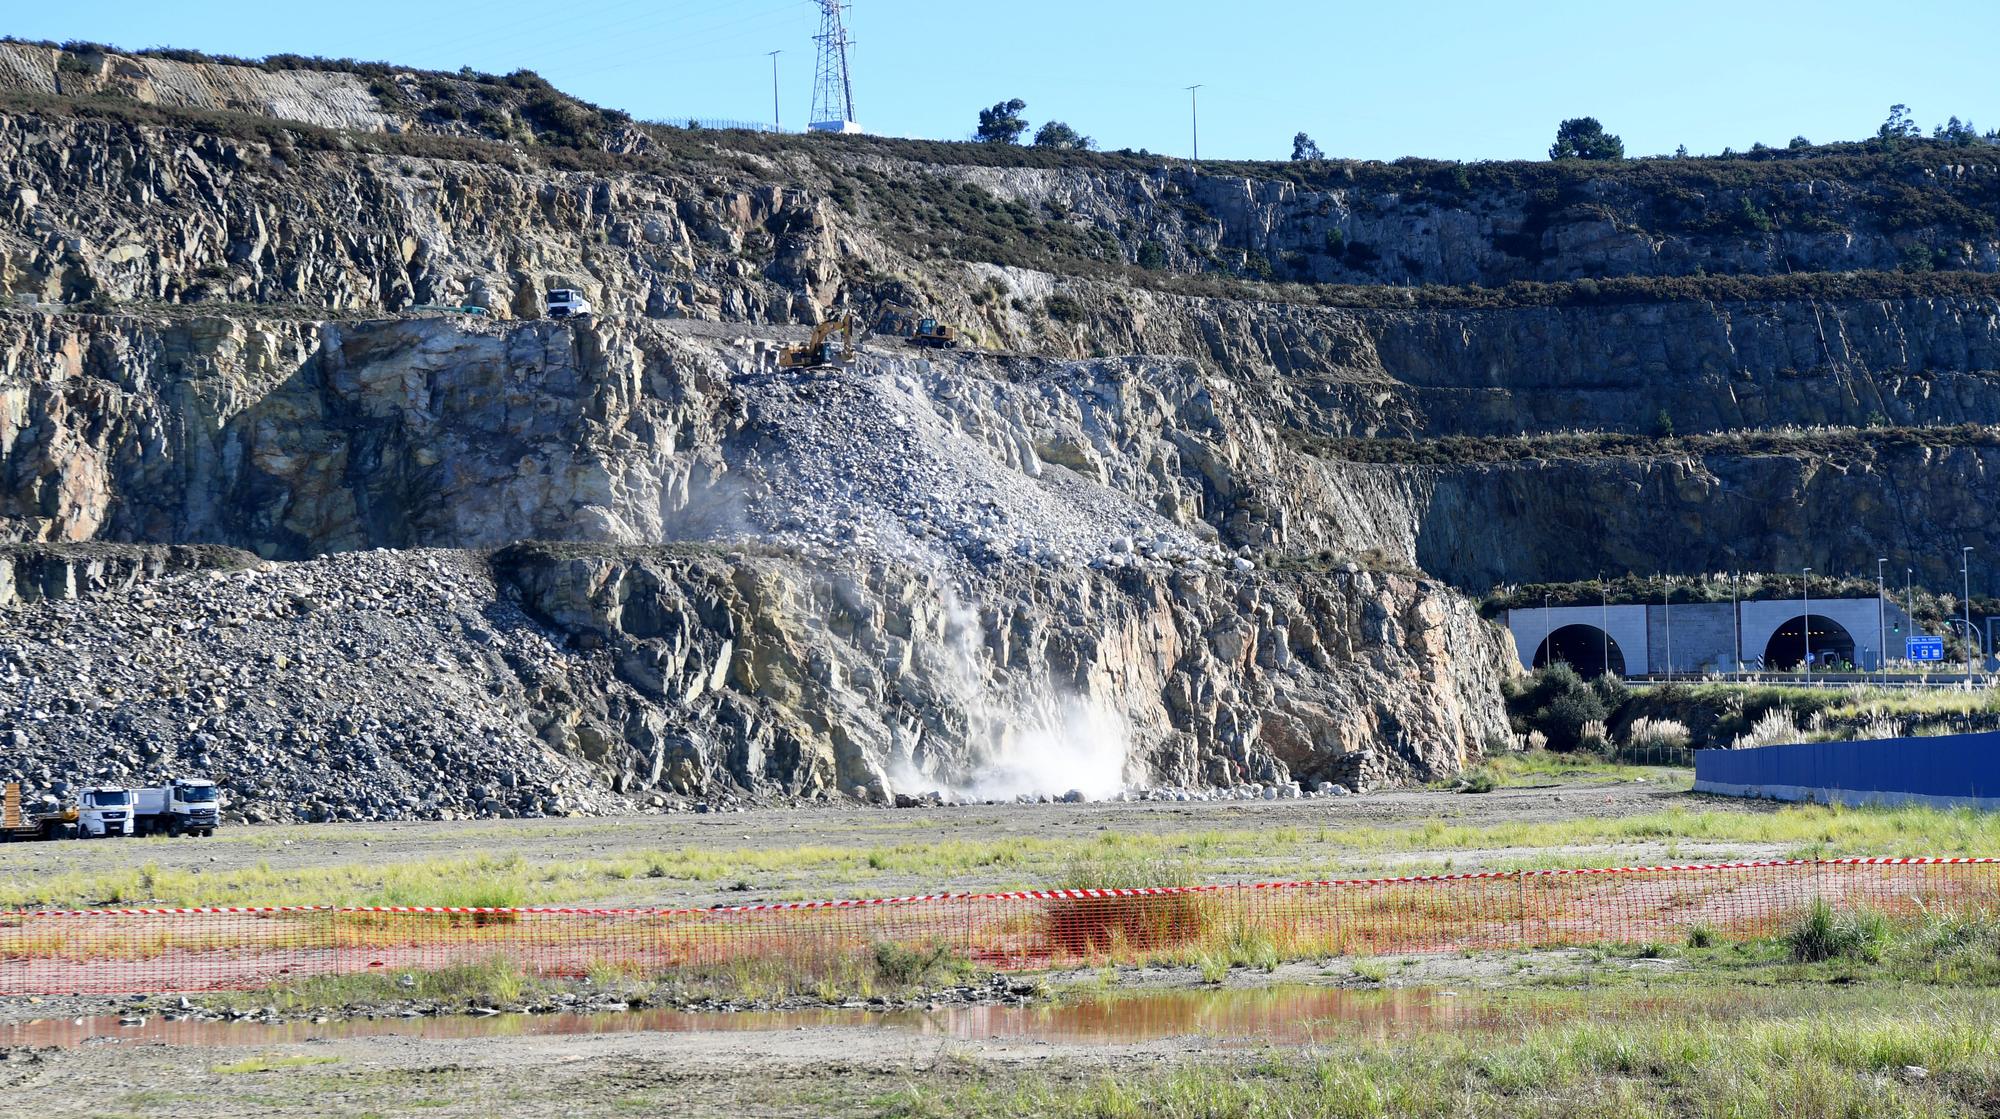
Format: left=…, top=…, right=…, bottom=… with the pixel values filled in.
left=1907, top=636, right=1946, bottom=662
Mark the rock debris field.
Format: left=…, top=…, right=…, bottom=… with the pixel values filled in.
left=719, top=354, right=1235, bottom=577
left=0, top=550, right=618, bottom=823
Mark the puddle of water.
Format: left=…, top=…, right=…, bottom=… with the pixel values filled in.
left=1, top=986, right=1540, bottom=1050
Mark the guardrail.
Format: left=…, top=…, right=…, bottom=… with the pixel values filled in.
left=2, top=858, right=1994, bottom=995
left=1626, top=674, right=1997, bottom=688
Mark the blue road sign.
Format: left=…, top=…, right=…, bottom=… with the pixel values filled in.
left=1908, top=636, right=1946, bottom=662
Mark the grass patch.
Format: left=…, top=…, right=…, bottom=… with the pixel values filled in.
left=4, top=801, right=1995, bottom=911
left=1786, top=897, right=1892, bottom=963
left=209, top=940, right=992, bottom=1014
left=209, top=957, right=535, bottom=1013
left=872, top=940, right=976, bottom=988
left=181, top=900, right=2000, bottom=1015
left=210, top=1054, right=340, bottom=1075
left=874, top=987, right=2000, bottom=1119
left=1479, top=751, right=1688, bottom=787
left=1042, top=849, right=1215, bottom=959
left=1349, top=957, right=1390, bottom=982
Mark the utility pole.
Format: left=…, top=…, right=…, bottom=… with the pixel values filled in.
left=1802, top=568, right=1813, bottom=683
left=1600, top=576, right=1610, bottom=679
left=1662, top=581, right=1672, bottom=682
left=1907, top=567, right=1916, bottom=667
left=1184, top=84, right=1203, bottom=161
left=1731, top=572, right=1741, bottom=679
left=768, top=50, right=782, bottom=130
left=1876, top=557, right=1887, bottom=681
left=1543, top=593, right=1552, bottom=670
left=1963, top=547, right=1976, bottom=679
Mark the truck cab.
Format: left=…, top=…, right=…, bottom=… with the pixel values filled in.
left=79, top=786, right=135, bottom=838
left=545, top=289, right=593, bottom=320
left=168, top=778, right=219, bottom=836
left=135, top=778, right=222, bottom=837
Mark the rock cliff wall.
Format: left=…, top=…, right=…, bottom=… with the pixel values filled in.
left=0, top=306, right=1513, bottom=810
left=6, top=44, right=2000, bottom=812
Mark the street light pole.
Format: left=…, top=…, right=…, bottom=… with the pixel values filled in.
left=1731, top=572, right=1741, bottom=679
left=1963, top=547, right=1976, bottom=679
left=1907, top=567, right=1916, bottom=667
left=1601, top=576, right=1610, bottom=679
left=1663, top=581, right=1672, bottom=682
left=1802, top=568, right=1813, bottom=684
left=1543, top=593, right=1554, bottom=671
left=767, top=50, right=782, bottom=130
left=1184, top=84, right=1203, bottom=161
left=1877, top=557, right=1887, bottom=681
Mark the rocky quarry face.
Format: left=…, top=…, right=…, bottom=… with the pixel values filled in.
left=0, top=311, right=1509, bottom=815
left=0, top=43, right=1996, bottom=818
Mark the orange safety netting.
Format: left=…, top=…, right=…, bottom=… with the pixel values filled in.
left=0, top=857, right=1994, bottom=995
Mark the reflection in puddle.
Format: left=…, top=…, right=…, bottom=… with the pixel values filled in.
left=1, top=986, right=1554, bottom=1050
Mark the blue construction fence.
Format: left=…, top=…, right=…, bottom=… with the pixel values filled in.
left=1695, top=731, right=2000, bottom=810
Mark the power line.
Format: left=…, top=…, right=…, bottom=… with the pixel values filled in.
left=428, top=0, right=801, bottom=74
left=390, top=0, right=665, bottom=62
left=386, top=0, right=684, bottom=69
left=589, top=3, right=812, bottom=71
left=542, top=1, right=810, bottom=75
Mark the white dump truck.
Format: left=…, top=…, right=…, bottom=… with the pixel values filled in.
left=2, top=779, right=221, bottom=840
left=133, top=778, right=222, bottom=837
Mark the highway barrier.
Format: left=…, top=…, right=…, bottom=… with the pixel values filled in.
left=1, top=857, right=1994, bottom=995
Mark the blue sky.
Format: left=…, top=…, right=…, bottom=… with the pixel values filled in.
left=12, top=1, right=1997, bottom=161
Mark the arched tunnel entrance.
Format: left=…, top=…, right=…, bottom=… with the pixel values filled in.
left=1762, top=615, right=1856, bottom=671
left=1533, top=624, right=1627, bottom=677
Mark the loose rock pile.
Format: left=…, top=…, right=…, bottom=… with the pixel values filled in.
left=0, top=549, right=620, bottom=822
left=721, top=356, right=1231, bottom=577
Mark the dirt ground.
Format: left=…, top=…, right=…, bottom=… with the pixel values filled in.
left=0, top=1024, right=1186, bottom=1117
left=0, top=777, right=1741, bottom=908
left=0, top=951, right=1691, bottom=1119
left=0, top=777, right=1787, bottom=1118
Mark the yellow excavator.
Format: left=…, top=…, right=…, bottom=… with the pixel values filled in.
left=908, top=316, right=959, bottom=349
left=778, top=312, right=860, bottom=370
left=877, top=302, right=961, bottom=349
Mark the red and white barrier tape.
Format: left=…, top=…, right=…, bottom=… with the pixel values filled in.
left=2, top=856, right=1993, bottom=920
